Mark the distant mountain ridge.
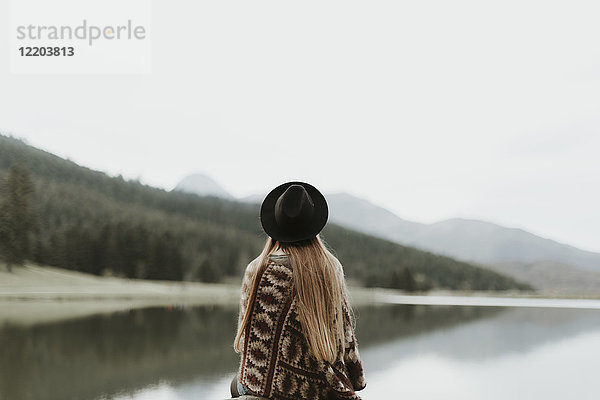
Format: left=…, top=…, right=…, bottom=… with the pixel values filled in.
left=485, top=260, right=600, bottom=296
left=173, top=173, right=233, bottom=199
left=325, top=193, right=600, bottom=273
left=224, top=185, right=600, bottom=292
left=327, top=193, right=423, bottom=240
left=325, top=193, right=600, bottom=294
left=412, top=218, right=600, bottom=269
left=189, top=182, right=600, bottom=274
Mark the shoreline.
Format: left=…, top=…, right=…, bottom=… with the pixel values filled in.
left=2, top=264, right=599, bottom=326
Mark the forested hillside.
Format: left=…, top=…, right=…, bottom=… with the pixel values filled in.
left=0, top=134, right=531, bottom=291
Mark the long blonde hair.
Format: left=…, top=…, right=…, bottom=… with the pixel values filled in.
left=234, top=235, right=350, bottom=364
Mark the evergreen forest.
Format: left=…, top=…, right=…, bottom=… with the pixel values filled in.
left=0, top=134, right=531, bottom=291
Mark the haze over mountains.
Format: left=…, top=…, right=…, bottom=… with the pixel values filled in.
left=175, top=174, right=600, bottom=294
left=174, top=173, right=234, bottom=200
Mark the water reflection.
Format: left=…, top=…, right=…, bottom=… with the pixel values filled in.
left=2, top=303, right=600, bottom=400
left=0, top=305, right=240, bottom=400
left=359, top=306, right=600, bottom=369
left=354, top=304, right=503, bottom=347
left=359, top=307, right=600, bottom=400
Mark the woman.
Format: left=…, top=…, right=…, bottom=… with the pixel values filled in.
left=231, top=182, right=366, bottom=400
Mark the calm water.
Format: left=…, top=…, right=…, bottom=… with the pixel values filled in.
left=2, top=302, right=600, bottom=400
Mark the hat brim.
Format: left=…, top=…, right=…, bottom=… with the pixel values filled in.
left=260, top=181, right=328, bottom=243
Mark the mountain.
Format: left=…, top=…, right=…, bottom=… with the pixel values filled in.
left=0, top=134, right=528, bottom=291
left=240, top=193, right=265, bottom=204
left=173, top=173, right=233, bottom=199
left=325, top=193, right=600, bottom=273
left=242, top=192, right=600, bottom=293
left=409, top=218, right=600, bottom=272
left=327, top=193, right=423, bottom=240
left=485, top=260, right=600, bottom=295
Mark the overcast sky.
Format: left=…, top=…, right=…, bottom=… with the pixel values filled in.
left=1, top=0, right=599, bottom=252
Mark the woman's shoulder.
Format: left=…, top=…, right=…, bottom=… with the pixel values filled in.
left=259, top=255, right=293, bottom=287
left=242, top=258, right=260, bottom=281
left=243, top=254, right=292, bottom=284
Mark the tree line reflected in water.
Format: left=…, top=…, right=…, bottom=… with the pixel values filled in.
left=2, top=304, right=600, bottom=400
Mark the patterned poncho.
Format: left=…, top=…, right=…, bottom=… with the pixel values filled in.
left=236, top=254, right=366, bottom=400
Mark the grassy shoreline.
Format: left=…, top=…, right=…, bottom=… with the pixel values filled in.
left=1, top=263, right=597, bottom=326
left=0, top=263, right=377, bottom=326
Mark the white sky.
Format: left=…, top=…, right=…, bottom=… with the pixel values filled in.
left=1, top=0, right=599, bottom=252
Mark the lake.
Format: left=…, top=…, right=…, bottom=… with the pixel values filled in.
left=2, top=299, right=600, bottom=400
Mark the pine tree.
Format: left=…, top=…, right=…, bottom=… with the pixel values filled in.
left=0, top=164, right=36, bottom=271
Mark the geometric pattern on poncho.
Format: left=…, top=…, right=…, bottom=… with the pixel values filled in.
left=237, top=254, right=366, bottom=400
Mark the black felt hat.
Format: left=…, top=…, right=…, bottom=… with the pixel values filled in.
left=260, top=181, right=328, bottom=243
